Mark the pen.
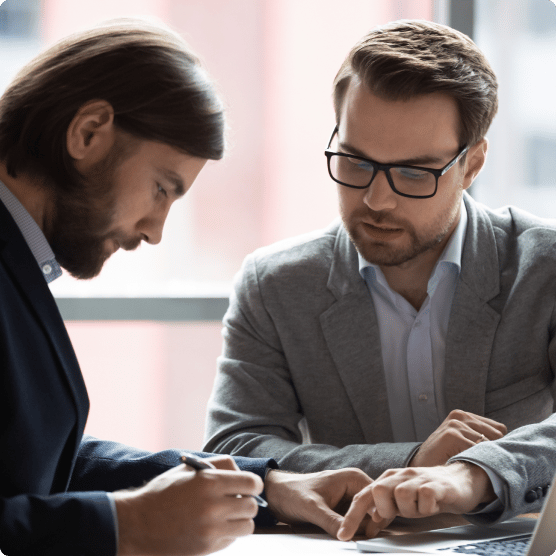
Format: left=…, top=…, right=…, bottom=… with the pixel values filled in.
left=181, top=454, right=268, bottom=508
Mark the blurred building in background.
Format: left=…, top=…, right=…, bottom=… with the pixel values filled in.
left=0, top=0, right=554, bottom=451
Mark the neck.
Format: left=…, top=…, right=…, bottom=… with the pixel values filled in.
left=380, top=221, right=460, bottom=311
left=0, top=161, right=51, bottom=232
left=380, top=252, right=439, bottom=311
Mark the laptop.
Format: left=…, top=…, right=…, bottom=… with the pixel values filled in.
left=357, top=475, right=556, bottom=555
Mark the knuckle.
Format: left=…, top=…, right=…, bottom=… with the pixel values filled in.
left=394, top=482, right=414, bottom=501
left=448, top=409, right=465, bottom=420
left=344, top=467, right=368, bottom=479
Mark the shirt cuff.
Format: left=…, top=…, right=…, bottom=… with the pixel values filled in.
left=455, top=458, right=505, bottom=514
left=106, top=492, right=119, bottom=551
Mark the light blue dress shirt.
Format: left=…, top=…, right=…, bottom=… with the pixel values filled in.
left=360, top=201, right=468, bottom=443
left=359, top=200, right=504, bottom=513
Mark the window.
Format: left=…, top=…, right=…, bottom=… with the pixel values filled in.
left=473, top=0, right=556, bottom=216
left=0, top=0, right=40, bottom=38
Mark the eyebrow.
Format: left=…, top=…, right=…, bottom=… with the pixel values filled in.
left=338, top=140, right=446, bottom=166
left=157, top=168, right=185, bottom=197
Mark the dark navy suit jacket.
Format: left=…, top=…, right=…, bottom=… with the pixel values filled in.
left=0, top=201, right=275, bottom=556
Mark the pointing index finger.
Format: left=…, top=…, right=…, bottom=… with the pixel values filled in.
left=337, top=485, right=375, bottom=541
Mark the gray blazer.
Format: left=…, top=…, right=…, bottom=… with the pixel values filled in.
left=205, top=193, right=556, bottom=522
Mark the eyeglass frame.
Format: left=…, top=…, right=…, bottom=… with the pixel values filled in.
left=324, top=125, right=469, bottom=199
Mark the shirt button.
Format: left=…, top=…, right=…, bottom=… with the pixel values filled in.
left=418, top=394, right=428, bottom=401
left=42, top=264, right=52, bottom=275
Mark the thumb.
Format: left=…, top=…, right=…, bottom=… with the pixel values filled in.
left=203, top=455, right=240, bottom=471
left=308, top=501, right=344, bottom=538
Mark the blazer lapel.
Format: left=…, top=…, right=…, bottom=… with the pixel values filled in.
left=444, top=194, right=501, bottom=414
left=320, top=225, right=394, bottom=443
left=0, top=205, right=89, bottom=436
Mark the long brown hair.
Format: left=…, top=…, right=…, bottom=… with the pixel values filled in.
left=0, top=19, right=225, bottom=191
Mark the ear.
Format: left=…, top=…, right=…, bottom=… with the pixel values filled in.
left=66, top=100, right=115, bottom=168
left=461, top=138, right=488, bottom=190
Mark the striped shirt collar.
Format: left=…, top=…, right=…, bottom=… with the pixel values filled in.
left=0, top=180, right=62, bottom=283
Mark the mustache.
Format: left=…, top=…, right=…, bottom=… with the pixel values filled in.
left=354, top=208, right=409, bottom=230
left=120, top=237, right=142, bottom=251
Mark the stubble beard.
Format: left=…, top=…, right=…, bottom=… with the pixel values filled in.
left=343, top=204, right=460, bottom=267
left=46, top=139, right=140, bottom=280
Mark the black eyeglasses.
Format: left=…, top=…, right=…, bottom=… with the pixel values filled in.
left=325, top=126, right=469, bottom=199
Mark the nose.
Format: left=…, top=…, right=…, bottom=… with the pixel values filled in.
left=139, top=206, right=170, bottom=245
left=363, top=169, right=397, bottom=212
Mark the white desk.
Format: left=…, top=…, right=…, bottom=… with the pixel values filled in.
left=217, top=531, right=359, bottom=555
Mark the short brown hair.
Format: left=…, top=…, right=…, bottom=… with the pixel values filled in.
left=0, top=19, right=225, bottom=189
left=333, top=20, right=498, bottom=148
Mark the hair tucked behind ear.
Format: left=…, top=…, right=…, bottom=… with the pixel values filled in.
left=0, top=18, right=225, bottom=191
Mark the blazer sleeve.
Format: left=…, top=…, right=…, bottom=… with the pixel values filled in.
left=0, top=437, right=277, bottom=556
left=0, top=489, right=116, bottom=556
left=71, top=436, right=279, bottom=527
left=204, top=254, right=418, bottom=478
left=450, top=412, right=556, bottom=525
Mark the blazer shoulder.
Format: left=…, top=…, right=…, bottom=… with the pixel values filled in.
left=482, top=203, right=556, bottom=262
left=482, top=202, right=556, bottom=240
left=246, top=219, right=344, bottom=280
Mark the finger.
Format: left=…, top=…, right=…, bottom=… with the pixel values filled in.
left=221, top=495, right=259, bottom=521
left=454, top=411, right=507, bottom=436
left=333, top=468, right=374, bottom=498
left=364, top=515, right=393, bottom=539
left=305, top=502, right=345, bottom=539
left=371, top=481, right=400, bottom=521
left=337, top=486, right=375, bottom=541
left=459, top=422, right=504, bottom=443
left=204, top=455, right=240, bottom=471
left=218, top=516, right=256, bottom=539
left=390, top=479, right=441, bottom=518
left=416, top=483, right=443, bottom=515
left=217, top=471, right=264, bottom=497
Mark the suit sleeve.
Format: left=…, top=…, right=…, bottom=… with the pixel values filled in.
left=71, top=436, right=279, bottom=527
left=0, top=489, right=116, bottom=556
left=450, top=413, right=556, bottom=525
left=204, top=255, right=417, bottom=478
left=0, top=437, right=277, bottom=556
left=449, top=297, right=556, bottom=525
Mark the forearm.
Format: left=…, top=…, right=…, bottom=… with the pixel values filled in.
left=206, top=429, right=418, bottom=479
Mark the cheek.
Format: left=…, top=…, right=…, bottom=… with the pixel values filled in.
left=337, top=186, right=363, bottom=216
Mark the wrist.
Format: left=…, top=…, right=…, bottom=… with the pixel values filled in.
left=449, top=461, right=496, bottom=508
left=112, top=489, right=145, bottom=556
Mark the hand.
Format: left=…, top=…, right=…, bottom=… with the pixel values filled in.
left=113, top=455, right=264, bottom=556
left=409, top=409, right=507, bottom=467
left=264, top=468, right=388, bottom=539
left=338, top=461, right=495, bottom=541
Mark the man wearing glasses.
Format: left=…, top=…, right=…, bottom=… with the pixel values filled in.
left=205, top=20, right=556, bottom=529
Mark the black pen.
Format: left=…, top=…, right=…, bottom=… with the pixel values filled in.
left=181, top=454, right=268, bottom=507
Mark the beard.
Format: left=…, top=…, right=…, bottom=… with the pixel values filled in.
left=46, top=138, right=141, bottom=279
left=343, top=203, right=460, bottom=267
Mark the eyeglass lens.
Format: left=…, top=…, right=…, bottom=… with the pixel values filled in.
left=329, top=154, right=437, bottom=196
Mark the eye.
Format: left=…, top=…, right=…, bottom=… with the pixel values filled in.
left=392, top=167, right=429, bottom=180
left=156, top=182, right=168, bottom=197
left=347, top=156, right=373, bottom=172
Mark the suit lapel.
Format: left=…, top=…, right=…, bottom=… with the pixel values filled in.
left=444, top=194, right=501, bottom=414
left=0, top=204, right=89, bottom=437
left=320, top=224, right=394, bottom=443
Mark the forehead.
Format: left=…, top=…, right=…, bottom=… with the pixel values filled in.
left=338, top=78, right=461, bottom=162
